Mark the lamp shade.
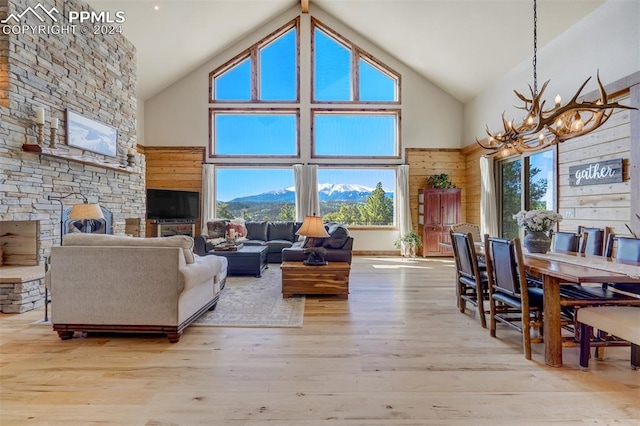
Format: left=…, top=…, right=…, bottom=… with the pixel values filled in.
left=69, top=203, right=104, bottom=220
left=296, top=215, right=329, bottom=238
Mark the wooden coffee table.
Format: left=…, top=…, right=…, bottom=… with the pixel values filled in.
left=281, top=261, right=350, bottom=299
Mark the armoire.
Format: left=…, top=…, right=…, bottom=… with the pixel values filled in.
left=418, top=188, right=461, bottom=257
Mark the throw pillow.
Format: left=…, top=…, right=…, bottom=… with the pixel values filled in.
left=268, top=221, right=294, bottom=242
left=245, top=221, right=268, bottom=241
left=322, top=224, right=350, bottom=249
left=207, top=220, right=228, bottom=239
left=227, top=218, right=247, bottom=239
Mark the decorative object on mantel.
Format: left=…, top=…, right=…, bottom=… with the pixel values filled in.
left=477, top=0, right=636, bottom=155
left=126, top=147, right=136, bottom=166
left=426, top=173, right=455, bottom=189
left=34, top=106, right=45, bottom=146
left=49, top=117, right=59, bottom=148
left=296, top=213, right=330, bottom=266
left=66, top=109, right=118, bottom=157
left=514, top=210, right=563, bottom=253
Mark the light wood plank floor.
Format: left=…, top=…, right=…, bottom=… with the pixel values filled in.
left=1, top=256, right=638, bottom=425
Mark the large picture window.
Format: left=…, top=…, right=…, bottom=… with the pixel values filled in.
left=211, top=110, right=299, bottom=157
left=210, top=19, right=299, bottom=103
left=312, top=19, right=400, bottom=103
left=208, top=17, right=402, bottom=227
left=312, top=110, right=399, bottom=158
left=215, top=168, right=295, bottom=221
left=318, top=168, right=395, bottom=226
left=499, top=149, right=556, bottom=239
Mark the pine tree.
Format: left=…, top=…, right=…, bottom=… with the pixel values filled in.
left=359, top=182, right=393, bottom=225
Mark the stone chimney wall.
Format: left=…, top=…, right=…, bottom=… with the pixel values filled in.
left=0, top=0, right=145, bottom=258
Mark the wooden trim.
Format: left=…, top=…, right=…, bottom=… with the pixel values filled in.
left=301, top=0, right=309, bottom=13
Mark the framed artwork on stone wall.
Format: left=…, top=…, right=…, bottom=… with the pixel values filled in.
left=66, top=109, right=118, bottom=157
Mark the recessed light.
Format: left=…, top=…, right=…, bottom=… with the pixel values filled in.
left=153, top=5, right=159, bottom=11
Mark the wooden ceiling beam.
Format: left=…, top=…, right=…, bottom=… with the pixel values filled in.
left=301, top=0, right=309, bottom=13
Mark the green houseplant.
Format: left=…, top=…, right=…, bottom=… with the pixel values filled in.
left=395, top=230, right=422, bottom=258
left=426, top=173, right=455, bottom=189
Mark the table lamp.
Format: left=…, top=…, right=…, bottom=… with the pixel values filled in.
left=296, top=214, right=330, bottom=266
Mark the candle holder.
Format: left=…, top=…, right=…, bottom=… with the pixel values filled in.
left=126, top=153, right=135, bottom=167
left=49, top=126, right=57, bottom=148
left=36, top=122, right=44, bottom=146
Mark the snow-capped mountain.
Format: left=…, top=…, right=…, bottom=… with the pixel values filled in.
left=227, top=183, right=392, bottom=203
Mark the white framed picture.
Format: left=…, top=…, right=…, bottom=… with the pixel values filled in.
left=66, top=109, right=118, bottom=157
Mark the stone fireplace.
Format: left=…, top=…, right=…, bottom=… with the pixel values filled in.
left=0, top=220, right=44, bottom=313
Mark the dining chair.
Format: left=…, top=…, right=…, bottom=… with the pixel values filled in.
left=451, top=223, right=481, bottom=243
left=450, top=231, right=489, bottom=328
left=577, top=226, right=605, bottom=256
left=484, top=235, right=543, bottom=360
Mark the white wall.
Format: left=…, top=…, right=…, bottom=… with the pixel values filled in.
left=464, top=0, right=640, bottom=144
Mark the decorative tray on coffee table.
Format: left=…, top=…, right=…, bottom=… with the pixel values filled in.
left=214, top=242, right=244, bottom=251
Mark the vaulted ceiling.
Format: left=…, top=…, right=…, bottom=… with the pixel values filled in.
left=86, top=0, right=604, bottom=103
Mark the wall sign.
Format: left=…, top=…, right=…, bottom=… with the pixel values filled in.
left=569, top=158, right=623, bottom=186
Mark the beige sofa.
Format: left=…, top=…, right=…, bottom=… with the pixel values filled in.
left=46, top=234, right=227, bottom=343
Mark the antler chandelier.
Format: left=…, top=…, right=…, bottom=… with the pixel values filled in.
left=477, top=0, right=635, bottom=154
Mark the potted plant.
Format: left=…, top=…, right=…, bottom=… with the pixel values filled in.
left=513, top=210, right=563, bottom=253
left=426, top=173, right=455, bottom=189
left=395, top=230, right=422, bottom=258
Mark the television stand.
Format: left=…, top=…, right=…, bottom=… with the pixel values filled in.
left=153, top=220, right=195, bottom=238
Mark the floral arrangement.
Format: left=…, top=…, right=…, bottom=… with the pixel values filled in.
left=513, top=210, right=563, bottom=233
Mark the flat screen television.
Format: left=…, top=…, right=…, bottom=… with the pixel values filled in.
left=146, top=189, right=200, bottom=220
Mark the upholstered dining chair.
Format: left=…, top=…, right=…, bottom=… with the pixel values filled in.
left=450, top=231, right=489, bottom=328
left=577, top=226, right=606, bottom=256
left=451, top=223, right=481, bottom=243
left=550, top=231, right=581, bottom=252
left=484, top=235, right=544, bottom=360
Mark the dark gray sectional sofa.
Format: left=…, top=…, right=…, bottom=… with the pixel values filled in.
left=195, top=220, right=353, bottom=264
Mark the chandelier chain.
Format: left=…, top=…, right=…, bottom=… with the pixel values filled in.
left=533, top=0, right=537, bottom=97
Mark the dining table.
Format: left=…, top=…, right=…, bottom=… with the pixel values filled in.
left=522, top=251, right=640, bottom=367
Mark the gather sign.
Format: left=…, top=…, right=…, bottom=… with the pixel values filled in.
left=569, top=158, right=623, bottom=186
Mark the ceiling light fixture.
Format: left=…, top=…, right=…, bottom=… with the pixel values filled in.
left=477, top=0, right=635, bottom=154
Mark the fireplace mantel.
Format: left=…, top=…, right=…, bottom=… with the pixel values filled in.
left=22, top=145, right=140, bottom=174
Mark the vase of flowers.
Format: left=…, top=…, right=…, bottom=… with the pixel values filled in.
left=513, top=210, right=563, bottom=253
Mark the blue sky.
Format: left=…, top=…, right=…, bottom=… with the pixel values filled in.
left=213, top=25, right=397, bottom=203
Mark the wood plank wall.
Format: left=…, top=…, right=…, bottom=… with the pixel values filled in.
left=142, top=147, right=205, bottom=237
left=460, top=144, right=484, bottom=226
left=405, top=149, right=467, bottom=237
left=557, top=93, right=633, bottom=236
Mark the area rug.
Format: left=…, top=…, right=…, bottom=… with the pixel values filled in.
left=192, top=266, right=305, bottom=328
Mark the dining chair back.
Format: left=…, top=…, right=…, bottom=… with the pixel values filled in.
left=451, top=223, right=481, bottom=242
left=551, top=231, right=581, bottom=252
left=607, top=236, right=640, bottom=295
left=484, top=235, right=543, bottom=360
left=578, top=226, right=605, bottom=256
left=450, top=231, right=488, bottom=328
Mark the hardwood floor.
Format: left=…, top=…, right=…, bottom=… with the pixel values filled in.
left=1, top=256, right=638, bottom=425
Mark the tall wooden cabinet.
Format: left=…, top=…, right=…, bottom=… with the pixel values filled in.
left=419, top=188, right=461, bottom=257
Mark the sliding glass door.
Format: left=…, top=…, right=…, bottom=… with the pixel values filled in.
left=498, top=149, right=555, bottom=239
